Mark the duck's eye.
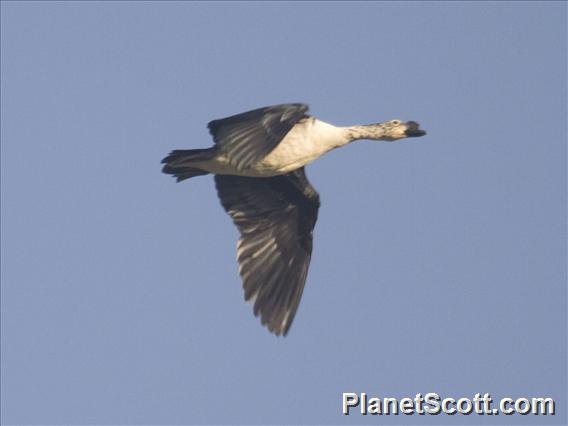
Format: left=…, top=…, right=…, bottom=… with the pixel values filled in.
left=391, top=120, right=401, bottom=125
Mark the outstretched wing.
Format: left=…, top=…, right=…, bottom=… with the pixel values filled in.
left=208, top=103, right=309, bottom=171
left=214, top=168, right=320, bottom=336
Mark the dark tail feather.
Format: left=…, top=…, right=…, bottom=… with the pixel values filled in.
left=161, top=148, right=215, bottom=182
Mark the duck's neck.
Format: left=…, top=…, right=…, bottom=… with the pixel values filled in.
left=344, top=124, right=388, bottom=142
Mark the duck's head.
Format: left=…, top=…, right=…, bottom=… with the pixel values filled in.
left=380, top=120, right=427, bottom=140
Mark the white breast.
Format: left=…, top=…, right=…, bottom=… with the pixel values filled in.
left=255, top=118, right=348, bottom=175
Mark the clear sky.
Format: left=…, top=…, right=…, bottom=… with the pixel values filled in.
left=1, top=1, right=565, bottom=425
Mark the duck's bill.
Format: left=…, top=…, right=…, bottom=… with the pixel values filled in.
left=405, top=121, right=427, bottom=137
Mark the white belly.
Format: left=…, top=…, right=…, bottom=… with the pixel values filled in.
left=196, top=119, right=349, bottom=177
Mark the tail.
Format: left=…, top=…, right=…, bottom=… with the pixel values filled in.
left=161, top=148, right=215, bottom=182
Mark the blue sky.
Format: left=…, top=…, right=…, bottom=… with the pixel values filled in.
left=1, top=2, right=566, bottom=425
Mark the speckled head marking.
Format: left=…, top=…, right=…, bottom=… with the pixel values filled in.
left=346, top=120, right=426, bottom=142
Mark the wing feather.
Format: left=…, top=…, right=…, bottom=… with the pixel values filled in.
left=208, top=103, right=309, bottom=171
left=214, top=168, right=320, bottom=336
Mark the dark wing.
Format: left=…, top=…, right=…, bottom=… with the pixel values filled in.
left=207, top=103, right=309, bottom=172
left=214, top=168, right=320, bottom=336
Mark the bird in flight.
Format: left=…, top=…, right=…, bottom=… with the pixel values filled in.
left=162, top=103, right=426, bottom=336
